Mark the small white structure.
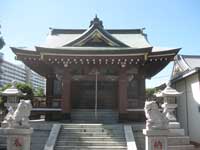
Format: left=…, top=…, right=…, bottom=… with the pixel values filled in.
left=171, top=54, right=200, bottom=143
left=1, top=80, right=25, bottom=110
left=155, top=83, right=182, bottom=129
left=143, top=101, right=169, bottom=150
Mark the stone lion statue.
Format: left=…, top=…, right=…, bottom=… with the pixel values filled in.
left=4, top=100, right=32, bottom=128
left=144, top=101, right=168, bottom=130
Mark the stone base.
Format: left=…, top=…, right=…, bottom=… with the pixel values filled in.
left=143, top=129, right=169, bottom=136
left=169, top=122, right=180, bottom=129
left=143, top=129, right=168, bottom=150
left=0, top=128, right=33, bottom=150
left=169, top=128, right=185, bottom=136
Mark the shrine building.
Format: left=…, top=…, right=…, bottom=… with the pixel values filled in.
left=11, top=16, right=180, bottom=122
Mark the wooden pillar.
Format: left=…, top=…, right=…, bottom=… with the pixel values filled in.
left=138, top=69, right=146, bottom=108
left=139, top=76, right=146, bottom=108
left=61, top=68, right=71, bottom=119
left=46, top=75, right=54, bottom=107
left=118, top=73, right=128, bottom=120
left=45, top=75, right=54, bottom=121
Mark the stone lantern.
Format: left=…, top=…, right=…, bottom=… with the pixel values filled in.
left=1, top=81, right=25, bottom=111
left=155, top=82, right=182, bottom=129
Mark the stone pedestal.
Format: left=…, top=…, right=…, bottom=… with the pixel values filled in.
left=0, top=128, right=33, bottom=150
left=143, top=129, right=168, bottom=150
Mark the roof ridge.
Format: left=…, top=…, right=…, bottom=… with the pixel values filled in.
left=63, top=24, right=129, bottom=47
left=50, top=28, right=143, bottom=35
left=179, top=55, right=191, bottom=70
left=179, top=54, right=200, bottom=58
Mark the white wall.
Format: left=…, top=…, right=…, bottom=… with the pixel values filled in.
left=175, top=73, right=200, bottom=142
left=175, top=80, right=188, bottom=135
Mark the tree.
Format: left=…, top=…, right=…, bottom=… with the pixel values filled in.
left=34, top=87, right=44, bottom=97
left=0, top=25, right=5, bottom=50
left=16, top=83, right=34, bottom=100
left=0, top=83, right=11, bottom=108
left=146, top=88, right=157, bottom=101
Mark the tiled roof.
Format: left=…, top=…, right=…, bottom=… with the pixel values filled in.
left=176, top=55, right=200, bottom=71
left=43, top=28, right=151, bottom=48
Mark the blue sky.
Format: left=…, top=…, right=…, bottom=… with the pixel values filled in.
left=0, top=0, right=200, bottom=88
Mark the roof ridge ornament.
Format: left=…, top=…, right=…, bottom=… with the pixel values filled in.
left=89, top=15, right=104, bottom=28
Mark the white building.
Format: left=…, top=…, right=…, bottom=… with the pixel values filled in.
left=0, top=53, right=46, bottom=91
left=171, top=54, right=200, bottom=143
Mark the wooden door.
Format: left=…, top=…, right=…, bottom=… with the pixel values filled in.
left=71, top=81, right=117, bottom=109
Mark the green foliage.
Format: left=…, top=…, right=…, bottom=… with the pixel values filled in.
left=0, top=37, right=5, bottom=49
left=34, top=87, right=44, bottom=97
left=0, top=25, right=5, bottom=50
left=16, top=83, right=34, bottom=100
left=0, top=83, right=12, bottom=92
left=146, top=88, right=157, bottom=97
left=0, top=84, right=11, bottom=108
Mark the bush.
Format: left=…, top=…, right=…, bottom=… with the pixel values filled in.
left=146, top=88, right=157, bottom=101
left=34, top=87, right=45, bottom=97
left=16, top=83, right=34, bottom=100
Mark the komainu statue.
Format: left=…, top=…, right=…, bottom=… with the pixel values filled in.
left=3, top=100, right=32, bottom=128
left=144, top=101, right=168, bottom=130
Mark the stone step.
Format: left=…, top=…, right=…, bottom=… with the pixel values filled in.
left=62, top=124, right=123, bottom=128
left=56, top=137, right=126, bottom=142
left=59, top=132, right=124, bottom=136
left=72, top=120, right=118, bottom=123
left=56, top=141, right=126, bottom=146
left=71, top=115, right=118, bottom=117
left=55, top=145, right=127, bottom=150
left=62, top=127, right=122, bottom=132
left=168, top=145, right=194, bottom=150
left=168, top=136, right=190, bottom=145
left=61, top=128, right=124, bottom=133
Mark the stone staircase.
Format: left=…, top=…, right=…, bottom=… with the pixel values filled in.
left=71, top=109, right=118, bottom=123
left=54, top=124, right=127, bottom=150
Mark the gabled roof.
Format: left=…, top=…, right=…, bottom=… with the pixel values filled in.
left=11, top=16, right=181, bottom=79
left=43, top=16, right=151, bottom=48
left=171, top=54, right=200, bottom=82
left=175, top=55, right=200, bottom=71
left=63, top=16, right=129, bottom=47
